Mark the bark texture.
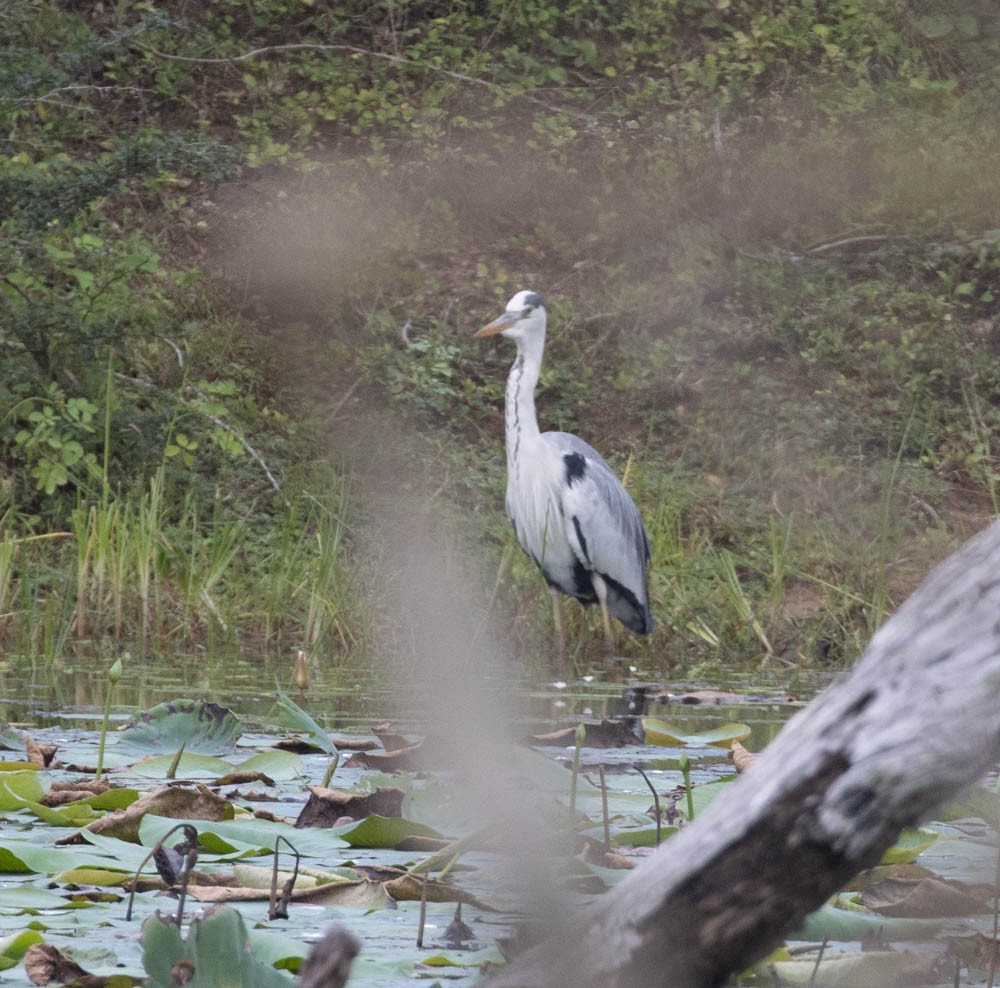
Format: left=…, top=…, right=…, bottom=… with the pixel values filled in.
left=487, top=520, right=1000, bottom=987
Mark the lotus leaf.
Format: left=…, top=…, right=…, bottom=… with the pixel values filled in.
left=117, top=700, right=242, bottom=755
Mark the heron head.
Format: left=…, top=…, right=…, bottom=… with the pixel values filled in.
left=474, top=290, right=546, bottom=340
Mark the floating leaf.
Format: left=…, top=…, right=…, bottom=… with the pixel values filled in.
left=766, top=949, right=937, bottom=985
left=54, top=867, right=133, bottom=887
left=880, top=828, right=940, bottom=864
left=0, top=928, right=44, bottom=960
left=861, top=875, right=988, bottom=917
left=0, top=772, right=47, bottom=810
left=233, top=749, right=304, bottom=781
left=332, top=814, right=444, bottom=849
left=142, top=905, right=290, bottom=988
left=642, top=718, right=751, bottom=748
left=138, top=815, right=349, bottom=860
left=117, top=700, right=242, bottom=755
left=0, top=886, right=80, bottom=912
left=127, top=753, right=235, bottom=779
left=791, top=902, right=944, bottom=941
left=272, top=692, right=338, bottom=756
left=612, top=826, right=679, bottom=848
left=87, top=785, right=233, bottom=842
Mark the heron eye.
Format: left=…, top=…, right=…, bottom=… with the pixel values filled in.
left=521, top=306, right=533, bottom=317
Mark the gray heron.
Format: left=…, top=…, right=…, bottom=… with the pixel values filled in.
left=475, top=290, right=653, bottom=656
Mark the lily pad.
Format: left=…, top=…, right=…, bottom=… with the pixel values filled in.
left=142, top=905, right=291, bottom=988
left=126, top=753, right=235, bottom=779
left=332, top=814, right=444, bottom=849
left=641, top=718, right=751, bottom=748
left=767, top=949, right=937, bottom=985
left=117, top=700, right=242, bottom=756
left=611, top=826, right=679, bottom=848
left=791, top=901, right=945, bottom=941
left=273, top=692, right=337, bottom=756
left=880, top=828, right=941, bottom=865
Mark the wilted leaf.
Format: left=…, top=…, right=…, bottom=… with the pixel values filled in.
left=82, top=785, right=233, bottom=842
left=42, top=779, right=110, bottom=807
left=25, top=738, right=57, bottom=768
left=642, top=718, right=751, bottom=748
left=185, top=878, right=395, bottom=909
left=528, top=720, right=640, bottom=747
left=295, top=787, right=405, bottom=827
left=231, top=863, right=318, bottom=890
left=23, top=941, right=89, bottom=984
left=861, top=876, right=989, bottom=917
left=383, top=873, right=492, bottom=908
left=730, top=741, right=756, bottom=773
left=343, top=742, right=425, bottom=771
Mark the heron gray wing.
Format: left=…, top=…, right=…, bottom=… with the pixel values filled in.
left=542, top=431, right=652, bottom=631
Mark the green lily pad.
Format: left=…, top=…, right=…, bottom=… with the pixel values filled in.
left=0, top=886, right=80, bottom=912
left=137, top=815, right=349, bottom=860
left=127, top=753, right=235, bottom=779
left=880, top=828, right=940, bottom=864
left=612, top=826, right=679, bottom=847
left=117, top=699, right=242, bottom=755
left=0, top=927, right=44, bottom=961
left=0, top=772, right=47, bottom=810
left=767, top=949, right=937, bottom=985
left=332, top=814, right=444, bottom=849
left=142, top=905, right=291, bottom=988
left=642, top=718, right=751, bottom=748
left=55, top=867, right=133, bottom=887
left=689, top=777, right=737, bottom=818
left=272, top=692, right=338, bottom=756
left=791, top=901, right=944, bottom=941
left=233, top=749, right=304, bottom=781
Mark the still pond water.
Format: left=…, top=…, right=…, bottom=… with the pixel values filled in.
left=3, top=651, right=993, bottom=987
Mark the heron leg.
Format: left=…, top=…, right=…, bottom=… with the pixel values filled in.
left=591, top=573, right=616, bottom=655
left=550, top=588, right=567, bottom=662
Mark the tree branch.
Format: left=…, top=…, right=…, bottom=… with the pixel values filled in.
left=487, top=520, right=1000, bottom=987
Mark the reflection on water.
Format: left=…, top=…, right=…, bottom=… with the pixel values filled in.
left=0, top=648, right=837, bottom=743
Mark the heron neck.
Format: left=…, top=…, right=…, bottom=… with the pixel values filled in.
left=505, top=335, right=544, bottom=474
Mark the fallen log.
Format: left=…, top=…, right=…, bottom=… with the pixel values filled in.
left=487, top=520, right=1000, bottom=987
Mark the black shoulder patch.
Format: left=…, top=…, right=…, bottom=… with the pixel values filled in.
left=563, top=452, right=586, bottom=486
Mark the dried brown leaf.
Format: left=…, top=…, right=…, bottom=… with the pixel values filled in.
left=24, top=943, right=88, bottom=985
left=67, top=784, right=230, bottom=843
left=731, top=741, right=757, bottom=774
left=295, top=786, right=405, bottom=828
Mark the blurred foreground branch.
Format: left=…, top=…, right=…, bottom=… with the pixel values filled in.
left=487, top=521, right=1000, bottom=987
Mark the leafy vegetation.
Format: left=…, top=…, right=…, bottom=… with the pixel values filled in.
left=2, top=0, right=999, bottom=671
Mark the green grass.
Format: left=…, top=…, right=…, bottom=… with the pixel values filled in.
left=0, top=475, right=366, bottom=665
left=2, top=0, right=999, bottom=675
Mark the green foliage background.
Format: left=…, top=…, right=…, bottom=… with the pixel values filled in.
left=2, top=0, right=999, bottom=671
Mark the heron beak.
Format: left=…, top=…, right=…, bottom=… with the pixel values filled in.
left=474, top=311, right=518, bottom=338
